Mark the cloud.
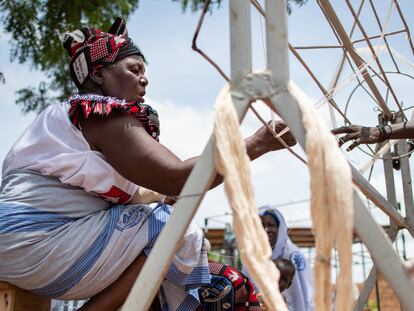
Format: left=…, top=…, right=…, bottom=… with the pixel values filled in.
left=152, top=98, right=214, bottom=158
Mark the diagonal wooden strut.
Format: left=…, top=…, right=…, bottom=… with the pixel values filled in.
left=318, top=0, right=393, bottom=119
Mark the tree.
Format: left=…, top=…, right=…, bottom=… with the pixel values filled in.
left=172, top=0, right=307, bottom=13
left=0, top=0, right=141, bottom=113
left=0, top=0, right=306, bottom=113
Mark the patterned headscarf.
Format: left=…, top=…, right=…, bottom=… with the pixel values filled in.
left=63, top=17, right=144, bottom=88
left=259, top=207, right=287, bottom=258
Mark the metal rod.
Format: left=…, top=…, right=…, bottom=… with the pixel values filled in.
left=318, top=0, right=384, bottom=108
left=249, top=102, right=307, bottom=165
left=191, top=0, right=230, bottom=81
left=317, top=0, right=392, bottom=119
left=293, top=45, right=343, bottom=50
left=317, top=0, right=391, bottom=96
left=318, top=0, right=380, bottom=122
left=352, top=29, right=407, bottom=45
left=375, top=280, right=382, bottom=311
left=401, top=225, right=407, bottom=260
left=288, top=47, right=352, bottom=123
left=367, top=0, right=400, bottom=71
left=393, top=0, right=414, bottom=56
left=382, top=113, right=399, bottom=233
left=351, top=164, right=407, bottom=230
left=361, top=243, right=367, bottom=280
left=396, top=131, right=414, bottom=231
left=344, top=0, right=403, bottom=115
left=316, top=0, right=379, bottom=97
left=326, top=0, right=365, bottom=128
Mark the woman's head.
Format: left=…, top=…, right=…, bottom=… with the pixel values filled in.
left=261, top=210, right=280, bottom=247
left=63, top=17, right=147, bottom=101
left=91, top=55, right=147, bottom=102
left=258, top=206, right=288, bottom=259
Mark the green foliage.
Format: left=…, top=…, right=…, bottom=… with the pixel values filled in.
left=365, top=299, right=379, bottom=311
left=15, top=82, right=50, bottom=114
left=174, top=0, right=307, bottom=13
left=207, top=251, right=226, bottom=263
left=0, top=0, right=307, bottom=113
left=0, top=0, right=140, bottom=113
left=287, top=0, right=308, bottom=14
left=173, top=0, right=222, bottom=12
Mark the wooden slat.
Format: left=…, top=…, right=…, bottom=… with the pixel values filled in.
left=205, top=227, right=388, bottom=248
left=0, top=289, right=14, bottom=311
left=0, top=282, right=50, bottom=311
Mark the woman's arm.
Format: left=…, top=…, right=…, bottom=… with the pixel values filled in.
left=332, top=120, right=414, bottom=151
left=80, top=111, right=296, bottom=196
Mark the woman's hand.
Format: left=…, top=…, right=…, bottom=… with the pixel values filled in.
left=254, top=121, right=297, bottom=152
left=331, top=125, right=382, bottom=151
left=164, top=196, right=177, bottom=205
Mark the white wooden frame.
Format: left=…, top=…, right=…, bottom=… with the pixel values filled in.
left=121, top=1, right=414, bottom=310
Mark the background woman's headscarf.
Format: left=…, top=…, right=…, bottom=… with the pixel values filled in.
left=243, top=206, right=315, bottom=311
left=260, top=206, right=288, bottom=259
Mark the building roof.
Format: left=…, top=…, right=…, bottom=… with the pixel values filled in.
left=204, top=227, right=371, bottom=248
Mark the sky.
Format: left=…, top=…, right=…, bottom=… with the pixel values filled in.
left=1, top=0, right=414, bottom=282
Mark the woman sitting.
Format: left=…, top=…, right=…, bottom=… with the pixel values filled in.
left=0, top=18, right=296, bottom=311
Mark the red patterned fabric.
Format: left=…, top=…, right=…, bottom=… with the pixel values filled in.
left=62, top=17, right=144, bottom=88
left=100, top=185, right=131, bottom=204
left=68, top=94, right=160, bottom=141
left=207, top=262, right=262, bottom=311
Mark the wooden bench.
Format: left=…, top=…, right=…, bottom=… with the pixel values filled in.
left=0, top=282, right=50, bottom=311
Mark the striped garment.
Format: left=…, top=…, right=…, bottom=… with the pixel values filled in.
left=2, top=95, right=147, bottom=205
left=0, top=170, right=211, bottom=310
left=0, top=95, right=212, bottom=310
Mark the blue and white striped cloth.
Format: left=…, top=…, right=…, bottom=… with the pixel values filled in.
left=0, top=170, right=211, bottom=310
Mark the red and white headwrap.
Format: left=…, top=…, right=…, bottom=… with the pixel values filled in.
left=63, top=17, right=144, bottom=88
